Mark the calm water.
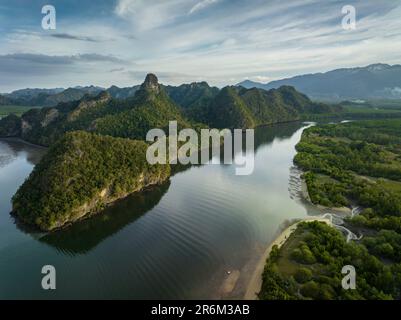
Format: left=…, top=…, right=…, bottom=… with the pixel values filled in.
left=0, top=123, right=319, bottom=299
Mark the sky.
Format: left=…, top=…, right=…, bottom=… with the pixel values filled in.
left=1, top=0, right=401, bottom=92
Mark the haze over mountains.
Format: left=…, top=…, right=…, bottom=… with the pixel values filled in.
left=238, top=64, right=401, bottom=101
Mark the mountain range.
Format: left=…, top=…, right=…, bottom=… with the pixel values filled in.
left=237, top=64, right=401, bottom=101
left=0, top=73, right=340, bottom=146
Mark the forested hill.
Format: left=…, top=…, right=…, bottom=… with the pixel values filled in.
left=0, top=75, right=341, bottom=145
left=185, top=85, right=342, bottom=129
left=0, top=74, right=191, bottom=146
left=12, top=131, right=171, bottom=231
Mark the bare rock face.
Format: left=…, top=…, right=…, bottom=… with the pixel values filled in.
left=141, top=73, right=160, bottom=94
left=41, top=109, right=59, bottom=127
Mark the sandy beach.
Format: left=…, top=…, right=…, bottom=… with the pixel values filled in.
left=243, top=216, right=332, bottom=300
left=243, top=170, right=352, bottom=300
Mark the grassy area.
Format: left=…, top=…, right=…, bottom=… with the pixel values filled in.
left=343, top=105, right=401, bottom=114
left=0, top=105, right=41, bottom=117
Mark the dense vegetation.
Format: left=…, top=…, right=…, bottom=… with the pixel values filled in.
left=295, top=120, right=401, bottom=214
left=260, top=119, right=401, bottom=300
left=260, top=221, right=401, bottom=300
left=164, top=82, right=219, bottom=109
left=186, top=85, right=341, bottom=129
left=12, top=131, right=171, bottom=231
left=0, top=75, right=192, bottom=146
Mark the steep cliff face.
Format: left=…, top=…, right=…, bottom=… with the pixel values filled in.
left=12, top=131, right=171, bottom=231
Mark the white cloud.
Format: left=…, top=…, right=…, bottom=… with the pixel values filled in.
left=189, top=0, right=219, bottom=15
left=2, top=0, right=401, bottom=91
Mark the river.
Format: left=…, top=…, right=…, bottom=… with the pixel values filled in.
left=0, top=122, right=329, bottom=299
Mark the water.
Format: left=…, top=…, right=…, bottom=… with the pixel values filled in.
left=0, top=123, right=324, bottom=299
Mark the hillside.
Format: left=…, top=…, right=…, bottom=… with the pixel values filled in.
left=93, top=74, right=192, bottom=138
left=12, top=131, right=171, bottom=231
left=0, top=74, right=191, bottom=146
left=186, top=85, right=341, bottom=129
left=164, top=82, right=219, bottom=109
left=238, top=64, right=401, bottom=101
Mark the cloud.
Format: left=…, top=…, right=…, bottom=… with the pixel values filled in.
left=0, top=53, right=125, bottom=66
left=1, top=0, right=401, bottom=91
left=189, top=0, right=219, bottom=14
left=49, top=33, right=102, bottom=42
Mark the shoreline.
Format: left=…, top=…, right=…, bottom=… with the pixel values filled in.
left=243, top=216, right=332, bottom=300
left=0, top=137, right=48, bottom=149
left=243, top=165, right=352, bottom=300
left=300, top=177, right=353, bottom=215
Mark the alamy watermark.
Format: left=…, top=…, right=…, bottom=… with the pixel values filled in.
left=342, top=5, right=357, bottom=30
left=146, top=121, right=255, bottom=176
left=342, top=265, right=356, bottom=290
left=41, top=265, right=56, bottom=290
left=42, top=5, right=56, bottom=30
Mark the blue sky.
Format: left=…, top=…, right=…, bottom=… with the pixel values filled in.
left=1, top=0, right=401, bottom=92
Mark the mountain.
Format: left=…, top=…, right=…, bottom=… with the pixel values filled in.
left=106, top=85, right=140, bottom=99
left=186, top=85, right=341, bottom=129
left=92, top=74, right=192, bottom=139
left=12, top=131, right=170, bottom=231
left=0, top=94, right=17, bottom=106
left=164, top=82, right=219, bottom=109
left=0, top=74, right=192, bottom=146
left=5, top=88, right=64, bottom=104
left=238, top=64, right=401, bottom=101
left=236, top=80, right=265, bottom=90
left=4, top=86, right=104, bottom=107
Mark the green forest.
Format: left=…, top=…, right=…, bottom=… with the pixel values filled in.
left=259, top=221, right=401, bottom=300
left=12, top=131, right=171, bottom=231
left=260, top=119, right=401, bottom=300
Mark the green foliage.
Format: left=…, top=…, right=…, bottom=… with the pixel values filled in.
left=12, top=131, right=171, bottom=231
left=295, top=120, right=401, bottom=212
left=0, top=75, right=194, bottom=146
left=294, top=267, right=313, bottom=284
left=164, top=82, right=219, bottom=109
left=185, top=86, right=341, bottom=129
left=260, top=222, right=401, bottom=300
left=0, top=114, right=21, bottom=136
left=262, top=120, right=401, bottom=300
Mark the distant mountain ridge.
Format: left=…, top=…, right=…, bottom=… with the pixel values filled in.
left=1, top=85, right=140, bottom=107
left=238, top=64, right=401, bottom=101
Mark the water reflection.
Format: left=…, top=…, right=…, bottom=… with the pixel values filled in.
left=0, top=138, right=46, bottom=167
left=39, top=181, right=171, bottom=255
left=14, top=123, right=305, bottom=255
left=0, top=122, right=312, bottom=299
